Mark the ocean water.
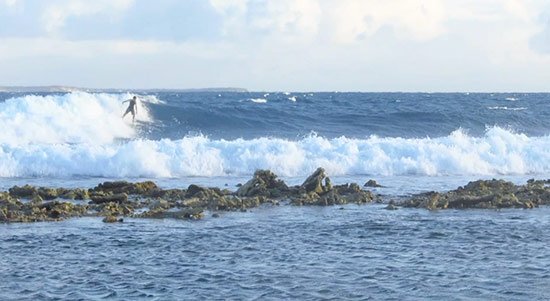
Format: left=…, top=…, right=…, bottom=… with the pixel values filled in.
left=1, top=91, right=550, bottom=300
left=1, top=206, right=550, bottom=300
left=0, top=91, right=549, bottom=187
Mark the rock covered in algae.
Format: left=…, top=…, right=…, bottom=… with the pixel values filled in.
left=236, top=169, right=289, bottom=198
left=291, top=169, right=376, bottom=206
left=400, top=179, right=550, bottom=210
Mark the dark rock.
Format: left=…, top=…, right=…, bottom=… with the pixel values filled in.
left=401, top=179, right=550, bottom=210
left=92, top=181, right=158, bottom=196
left=385, top=204, right=398, bottom=210
left=37, top=187, right=58, bottom=200
left=186, top=184, right=207, bottom=198
left=138, top=208, right=204, bottom=220
left=333, top=183, right=375, bottom=204
left=319, top=190, right=345, bottom=205
left=9, top=185, right=37, bottom=198
left=94, top=202, right=134, bottom=216
left=89, top=193, right=128, bottom=204
left=30, top=195, right=43, bottom=206
left=237, top=170, right=289, bottom=197
left=102, top=215, right=123, bottom=223
left=291, top=170, right=375, bottom=206
left=58, top=188, right=89, bottom=200
left=364, top=179, right=384, bottom=188
left=151, top=189, right=186, bottom=200
left=385, top=201, right=399, bottom=210
left=197, top=195, right=262, bottom=211
left=301, top=167, right=327, bottom=194
left=290, top=192, right=319, bottom=206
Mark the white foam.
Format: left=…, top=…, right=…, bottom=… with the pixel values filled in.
left=488, top=106, right=527, bottom=111
left=0, top=127, right=548, bottom=178
left=288, top=96, right=297, bottom=102
left=0, top=92, right=153, bottom=146
left=250, top=98, right=267, bottom=103
left=138, top=94, right=165, bottom=104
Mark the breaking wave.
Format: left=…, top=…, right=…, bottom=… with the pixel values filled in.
left=0, top=127, right=548, bottom=178
left=0, top=92, right=153, bottom=145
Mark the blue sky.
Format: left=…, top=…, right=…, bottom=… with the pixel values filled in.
left=1, top=0, right=550, bottom=91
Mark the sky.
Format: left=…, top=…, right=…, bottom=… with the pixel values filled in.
left=1, top=0, right=550, bottom=91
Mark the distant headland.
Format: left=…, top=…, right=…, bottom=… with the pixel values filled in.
left=0, top=86, right=248, bottom=93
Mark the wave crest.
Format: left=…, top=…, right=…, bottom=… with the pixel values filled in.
left=0, top=92, right=153, bottom=145
left=0, top=127, right=548, bottom=178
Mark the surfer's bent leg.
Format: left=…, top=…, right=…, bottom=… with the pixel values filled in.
left=122, top=107, right=131, bottom=118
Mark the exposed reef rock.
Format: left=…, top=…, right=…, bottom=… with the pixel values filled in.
left=91, top=181, right=159, bottom=196
left=237, top=169, right=289, bottom=198
left=9, top=185, right=89, bottom=200
left=0, top=194, right=87, bottom=223
left=301, top=167, right=331, bottom=194
left=1, top=172, right=549, bottom=223
left=102, top=215, right=123, bottom=223
left=400, top=179, right=550, bottom=210
left=136, top=208, right=204, bottom=220
left=90, top=193, right=129, bottom=204
left=291, top=169, right=375, bottom=206
left=364, top=179, right=384, bottom=188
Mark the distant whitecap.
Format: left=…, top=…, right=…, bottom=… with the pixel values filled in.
left=488, top=106, right=527, bottom=111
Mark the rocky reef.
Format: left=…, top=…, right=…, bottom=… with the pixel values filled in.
left=399, top=179, right=550, bottom=210
left=1, top=169, right=549, bottom=223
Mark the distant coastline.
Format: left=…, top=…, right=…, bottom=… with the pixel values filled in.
left=0, top=86, right=248, bottom=93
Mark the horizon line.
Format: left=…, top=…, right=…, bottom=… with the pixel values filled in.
left=1, top=85, right=549, bottom=94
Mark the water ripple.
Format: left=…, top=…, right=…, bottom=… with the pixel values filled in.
left=1, top=207, right=550, bottom=300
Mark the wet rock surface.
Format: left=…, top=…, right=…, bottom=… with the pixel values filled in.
left=399, top=179, right=550, bottom=210
left=237, top=169, right=289, bottom=198
left=364, top=179, right=384, bottom=188
left=1, top=172, right=549, bottom=223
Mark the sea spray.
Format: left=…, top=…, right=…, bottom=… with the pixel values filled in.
left=0, top=92, right=154, bottom=145
left=0, top=128, right=548, bottom=178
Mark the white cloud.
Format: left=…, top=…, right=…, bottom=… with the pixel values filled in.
left=2, top=0, right=550, bottom=90
left=0, top=38, right=237, bottom=60
left=3, top=0, right=18, bottom=7
left=208, top=0, right=547, bottom=45
left=41, top=0, right=134, bottom=34
left=210, top=0, right=322, bottom=40
left=209, top=0, right=247, bottom=14
left=320, top=0, right=447, bottom=43
left=209, top=0, right=448, bottom=42
left=250, top=0, right=322, bottom=36
left=2, top=0, right=21, bottom=11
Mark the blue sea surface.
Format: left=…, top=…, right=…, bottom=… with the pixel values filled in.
left=141, top=92, right=550, bottom=139
left=1, top=205, right=549, bottom=300
left=0, top=91, right=548, bottom=181
left=1, top=91, right=549, bottom=300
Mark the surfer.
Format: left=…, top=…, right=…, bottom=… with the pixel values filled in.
left=122, top=96, right=138, bottom=122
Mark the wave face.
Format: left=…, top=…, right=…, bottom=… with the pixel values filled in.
left=0, top=91, right=549, bottom=178
left=0, top=92, right=153, bottom=145
left=0, top=128, right=548, bottom=178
